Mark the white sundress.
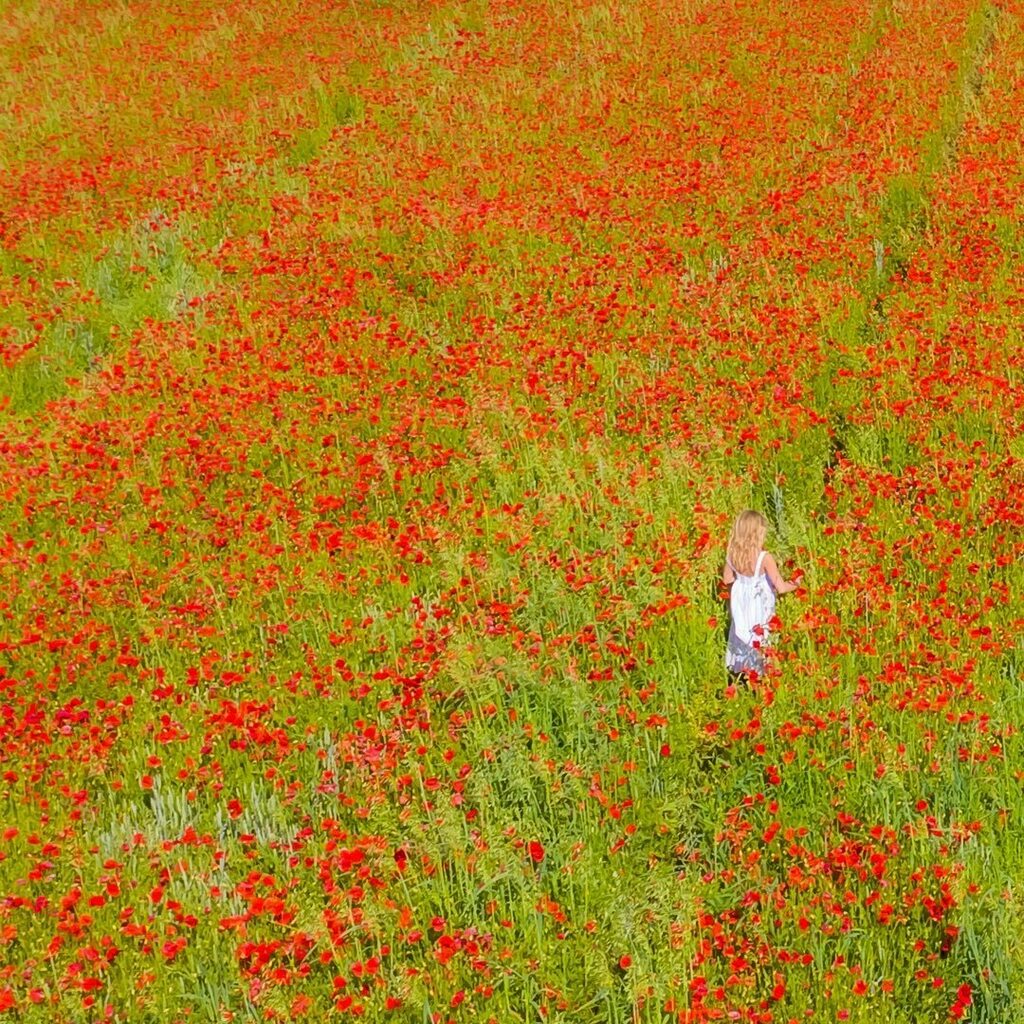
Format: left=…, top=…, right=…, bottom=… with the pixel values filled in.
left=726, top=551, right=776, bottom=674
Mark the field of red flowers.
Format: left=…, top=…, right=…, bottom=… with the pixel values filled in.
left=1, top=0, right=1023, bottom=1021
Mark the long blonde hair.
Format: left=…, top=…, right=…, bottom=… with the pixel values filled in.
left=727, top=510, right=768, bottom=575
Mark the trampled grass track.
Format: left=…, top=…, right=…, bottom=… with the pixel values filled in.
left=0, top=0, right=1022, bottom=1021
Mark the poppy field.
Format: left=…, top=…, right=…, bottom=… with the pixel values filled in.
left=1, top=0, right=1023, bottom=1020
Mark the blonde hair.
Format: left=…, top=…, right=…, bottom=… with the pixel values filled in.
left=727, top=510, right=768, bottom=575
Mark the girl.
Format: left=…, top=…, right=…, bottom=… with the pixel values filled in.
left=722, top=510, right=800, bottom=678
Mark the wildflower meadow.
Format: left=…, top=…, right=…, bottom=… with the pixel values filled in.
left=1, top=0, right=1022, bottom=1021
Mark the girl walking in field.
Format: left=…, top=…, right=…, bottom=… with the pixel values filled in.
left=722, top=510, right=800, bottom=679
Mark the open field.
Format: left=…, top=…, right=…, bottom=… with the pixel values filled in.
left=1, top=0, right=1023, bottom=1020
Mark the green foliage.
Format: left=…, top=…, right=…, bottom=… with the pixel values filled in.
left=3, top=217, right=213, bottom=413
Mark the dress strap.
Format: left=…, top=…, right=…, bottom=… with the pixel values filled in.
left=754, top=551, right=767, bottom=576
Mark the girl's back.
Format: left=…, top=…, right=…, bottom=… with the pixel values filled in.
left=722, top=510, right=800, bottom=677
left=726, top=549, right=775, bottom=673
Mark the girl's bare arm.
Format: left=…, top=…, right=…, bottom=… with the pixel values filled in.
left=722, top=561, right=736, bottom=585
left=763, top=553, right=798, bottom=594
